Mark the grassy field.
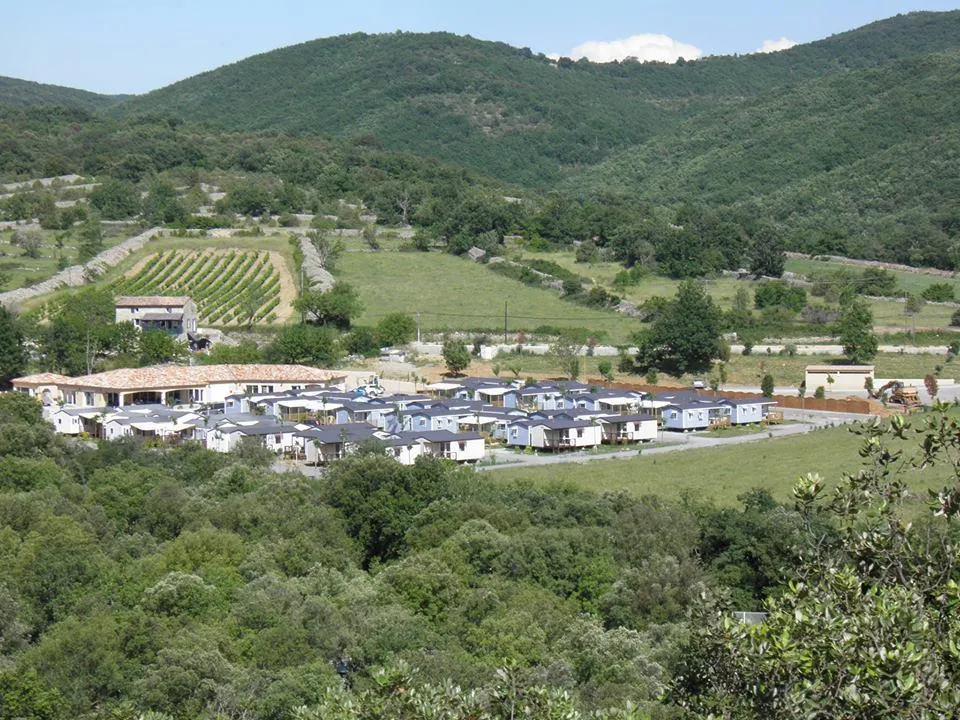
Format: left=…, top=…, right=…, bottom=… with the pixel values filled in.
left=337, top=252, right=640, bottom=344
left=0, top=225, right=133, bottom=291
left=525, top=250, right=958, bottom=332
left=785, top=257, right=960, bottom=296
left=491, top=418, right=955, bottom=510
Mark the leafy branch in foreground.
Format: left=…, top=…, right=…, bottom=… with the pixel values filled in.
left=670, top=407, right=960, bottom=719
left=292, top=661, right=647, bottom=720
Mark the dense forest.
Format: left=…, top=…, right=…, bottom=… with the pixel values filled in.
left=107, top=12, right=960, bottom=187
left=2, top=377, right=960, bottom=718
left=0, top=76, right=124, bottom=113
left=576, top=50, right=960, bottom=266
left=3, top=12, right=960, bottom=268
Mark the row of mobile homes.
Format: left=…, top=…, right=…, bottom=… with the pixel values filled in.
left=655, top=393, right=778, bottom=431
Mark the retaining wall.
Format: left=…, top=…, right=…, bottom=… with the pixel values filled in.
left=0, top=227, right=161, bottom=310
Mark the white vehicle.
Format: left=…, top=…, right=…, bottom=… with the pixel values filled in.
left=356, top=376, right=384, bottom=398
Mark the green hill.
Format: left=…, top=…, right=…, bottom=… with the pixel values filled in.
left=112, top=11, right=960, bottom=186
left=0, top=76, right=124, bottom=112
left=576, top=49, right=960, bottom=264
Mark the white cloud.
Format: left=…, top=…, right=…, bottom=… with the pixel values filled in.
left=754, top=37, right=798, bottom=54
left=561, top=34, right=702, bottom=64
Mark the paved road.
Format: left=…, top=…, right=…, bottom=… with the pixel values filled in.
left=273, top=409, right=871, bottom=478
left=477, top=413, right=857, bottom=472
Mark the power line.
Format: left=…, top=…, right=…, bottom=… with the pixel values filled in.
left=359, top=309, right=643, bottom=323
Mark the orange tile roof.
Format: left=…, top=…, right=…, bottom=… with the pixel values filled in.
left=115, top=296, right=192, bottom=307
left=58, top=364, right=341, bottom=391
left=12, top=372, right=74, bottom=386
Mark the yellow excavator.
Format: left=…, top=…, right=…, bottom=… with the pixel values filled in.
left=871, top=380, right=920, bottom=407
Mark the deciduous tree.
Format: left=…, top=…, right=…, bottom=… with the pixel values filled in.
left=670, top=410, right=960, bottom=719
left=294, top=282, right=363, bottom=329
left=635, top=280, right=724, bottom=376
left=838, top=299, right=878, bottom=364
left=0, top=306, right=25, bottom=389
left=442, top=338, right=471, bottom=376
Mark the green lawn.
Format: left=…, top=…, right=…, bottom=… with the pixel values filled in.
left=337, top=252, right=640, bottom=344
left=867, top=297, right=954, bottom=329
left=491, top=419, right=954, bottom=509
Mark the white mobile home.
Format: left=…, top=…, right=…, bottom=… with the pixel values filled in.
left=599, top=413, right=658, bottom=443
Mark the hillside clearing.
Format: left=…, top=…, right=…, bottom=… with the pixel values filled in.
left=336, top=252, right=640, bottom=344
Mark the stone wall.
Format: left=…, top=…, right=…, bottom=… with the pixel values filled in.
left=297, top=234, right=335, bottom=292
left=0, top=227, right=160, bottom=310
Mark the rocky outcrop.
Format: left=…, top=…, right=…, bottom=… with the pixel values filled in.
left=298, top=235, right=335, bottom=292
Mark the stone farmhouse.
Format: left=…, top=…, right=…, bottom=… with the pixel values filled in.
left=115, top=296, right=198, bottom=335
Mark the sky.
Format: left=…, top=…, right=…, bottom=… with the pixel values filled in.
left=2, top=1, right=958, bottom=95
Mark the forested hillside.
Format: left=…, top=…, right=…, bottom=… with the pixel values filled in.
left=3, top=11, right=960, bottom=270
left=111, top=11, right=960, bottom=186
left=0, top=391, right=806, bottom=719
left=578, top=49, right=960, bottom=266
left=0, top=76, right=123, bottom=112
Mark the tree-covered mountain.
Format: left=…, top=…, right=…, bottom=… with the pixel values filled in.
left=0, top=76, right=123, bottom=112
left=577, top=49, right=960, bottom=265
left=110, top=11, right=960, bottom=186
left=3, top=11, right=960, bottom=267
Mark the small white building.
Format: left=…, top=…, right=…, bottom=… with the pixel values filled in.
left=383, top=437, right=425, bottom=465
left=295, top=424, right=381, bottom=464
left=50, top=407, right=107, bottom=435
left=804, top=365, right=875, bottom=393
left=599, top=414, right=658, bottom=443
left=527, top=417, right=603, bottom=451
left=408, top=431, right=486, bottom=463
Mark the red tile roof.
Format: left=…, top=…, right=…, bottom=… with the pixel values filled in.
left=11, top=372, right=74, bottom=386
left=55, top=364, right=341, bottom=391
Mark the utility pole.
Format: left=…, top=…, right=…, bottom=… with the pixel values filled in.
left=503, top=300, right=508, bottom=344
left=416, top=311, right=421, bottom=344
